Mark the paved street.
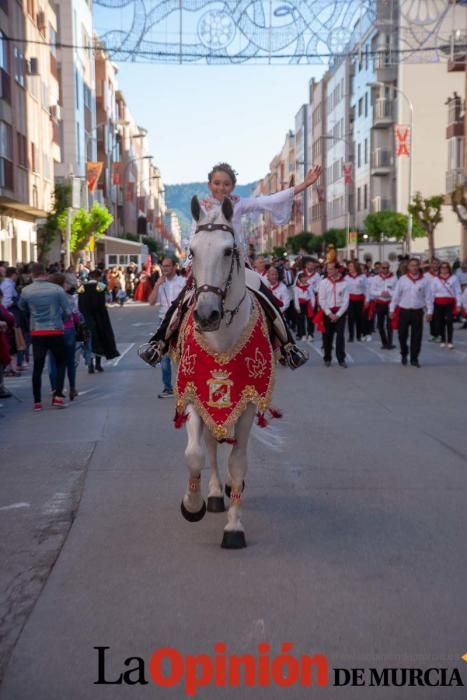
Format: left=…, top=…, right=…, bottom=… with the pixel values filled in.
left=1, top=302, right=467, bottom=699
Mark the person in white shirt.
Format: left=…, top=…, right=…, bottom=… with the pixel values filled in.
left=149, top=258, right=186, bottom=398
left=266, top=266, right=289, bottom=311
left=455, top=258, right=467, bottom=288
left=461, top=285, right=467, bottom=327
left=318, top=262, right=350, bottom=367
left=294, top=271, right=315, bottom=341
left=370, top=262, right=396, bottom=349
left=345, top=260, right=368, bottom=342
left=254, top=256, right=269, bottom=279
left=389, top=258, right=433, bottom=367
left=426, top=259, right=440, bottom=341
left=430, top=261, right=462, bottom=348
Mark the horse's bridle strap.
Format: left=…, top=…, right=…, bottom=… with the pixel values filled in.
left=195, top=223, right=235, bottom=236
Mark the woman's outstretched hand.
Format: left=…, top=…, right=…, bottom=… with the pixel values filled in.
left=294, top=165, right=322, bottom=195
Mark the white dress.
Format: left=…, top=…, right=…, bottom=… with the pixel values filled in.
left=190, top=188, right=295, bottom=253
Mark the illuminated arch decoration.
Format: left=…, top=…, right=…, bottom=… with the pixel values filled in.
left=92, top=0, right=458, bottom=64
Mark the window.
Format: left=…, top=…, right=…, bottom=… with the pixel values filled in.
left=0, top=120, right=13, bottom=189
left=357, top=187, right=361, bottom=212
left=13, top=47, right=25, bottom=87
left=0, top=31, right=10, bottom=103
left=364, top=92, right=368, bottom=117
left=364, top=184, right=368, bottom=210
left=49, top=26, right=57, bottom=56
left=364, top=138, right=368, bottom=165
left=357, top=143, right=361, bottom=168
left=31, top=142, right=37, bottom=172
left=75, top=68, right=80, bottom=108
left=17, top=132, right=27, bottom=167
left=32, top=184, right=38, bottom=208
left=83, top=82, right=92, bottom=109
left=358, top=97, right=363, bottom=116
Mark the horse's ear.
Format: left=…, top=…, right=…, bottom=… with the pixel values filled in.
left=222, top=197, right=234, bottom=222
left=191, top=196, right=201, bottom=222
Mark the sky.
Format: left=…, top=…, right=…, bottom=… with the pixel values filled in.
left=115, top=63, right=326, bottom=186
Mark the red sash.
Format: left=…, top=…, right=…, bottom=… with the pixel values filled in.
left=313, top=309, right=326, bottom=333
left=173, top=297, right=275, bottom=441
left=391, top=306, right=400, bottom=330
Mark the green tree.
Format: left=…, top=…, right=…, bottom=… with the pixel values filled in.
left=363, top=211, right=409, bottom=242
left=37, top=183, right=71, bottom=262
left=272, top=245, right=287, bottom=259
left=408, top=193, right=444, bottom=259
left=450, top=185, right=467, bottom=228
left=322, top=228, right=347, bottom=249
left=286, top=232, right=315, bottom=254
left=69, top=202, right=113, bottom=261
left=142, top=236, right=161, bottom=256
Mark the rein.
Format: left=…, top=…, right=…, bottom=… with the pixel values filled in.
left=193, top=221, right=246, bottom=326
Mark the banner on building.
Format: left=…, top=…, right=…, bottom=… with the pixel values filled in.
left=343, top=162, right=353, bottom=184
left=112, top=162, right=123, bottom=185
left=125, top=182, right=135, bottom=202
left=86, top=162, right=104, bottom=192
left=395, top=126, right=411, bottom=157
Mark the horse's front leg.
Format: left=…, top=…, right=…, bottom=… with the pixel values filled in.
left=222, top=404, right=256, bottom=549
left=205, top=430, right=225, bottom=513
left=180, top=404, right=206, bottom=522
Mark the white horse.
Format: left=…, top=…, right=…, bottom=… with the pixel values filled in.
left=176, top=196, right=273, bottom=549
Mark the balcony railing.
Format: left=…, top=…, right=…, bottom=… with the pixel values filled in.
left=446, top=168, right=466, bottom=193
left=371, top=148, right=393, bottom=172
left=371, top=197, right=392, bottom=213
left=373, top=99, right=393, bottom=126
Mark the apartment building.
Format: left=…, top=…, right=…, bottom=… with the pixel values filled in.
left=308, top=76, right=327, bottom=236
left=0, top=0, right=60, bottom=264
left=294, top=103, right=308, bottom=232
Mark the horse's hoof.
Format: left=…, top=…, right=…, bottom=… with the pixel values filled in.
left=180, top=500, right=206, bottom=522
left=221, top=530, right=247, bottom=549
left=207, top=496, right=225, bottom=513
left=224, top=480, right=245, bottom=498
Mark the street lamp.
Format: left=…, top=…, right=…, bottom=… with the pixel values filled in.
left=121, top=155, right=153, bottom=235
left=322, top=134, right=354, bottom=258
left=367, top=81, right=414, bottom=254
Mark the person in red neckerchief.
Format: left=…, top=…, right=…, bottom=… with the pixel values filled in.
left=265, top=266, right=289, bottom=311
left=370, top=261, right=396, bottom=349
left=390, top=258, right=433, bottom=368
left=254, top=255, right=269, bottom=279
left=345, top=260, right=369, bottom=342
left=430, top=261, right=462, bottom=349
left=317, top=261, right=350, bottom=368
left=426, top=259, right=441, bottom=342
left=294, top=271, right=316, bottom=341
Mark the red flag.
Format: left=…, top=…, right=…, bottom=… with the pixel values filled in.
left=86, top=162, right=103, bottom=192
left=343, top=162, right=353, bottom=184
left=112, top=162, right=123, bottom=185
left=395, top=126, right=410, bottom=157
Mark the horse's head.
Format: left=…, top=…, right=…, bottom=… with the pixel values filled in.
left=190, top=195, right=242, bottom=332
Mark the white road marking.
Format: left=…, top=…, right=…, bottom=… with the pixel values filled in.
left=107, top=343, right=135, bottom=367
left=131, top=322, right=154, bottom=327
left=0, top=502, right=30, bottom=512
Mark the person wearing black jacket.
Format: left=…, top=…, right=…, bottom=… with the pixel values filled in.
left=78, top=270, right=119, bottom=373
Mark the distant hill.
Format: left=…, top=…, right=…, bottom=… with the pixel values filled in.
left=165, top=182, right=257, bottom=239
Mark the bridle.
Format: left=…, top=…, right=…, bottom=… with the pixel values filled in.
left=192, top=221, right=246, bottom=326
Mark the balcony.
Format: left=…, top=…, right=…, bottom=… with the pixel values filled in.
left=374, top=53, right=397, bottom=83
left=371, top=196, right=392, bottom=213
left=373, top=99, right=393, bottom=128
left=446, top=168, right=466, bottom=193
left=371, top=148, right=393, bottom=175
left=446, top=31, right=467, bottom=72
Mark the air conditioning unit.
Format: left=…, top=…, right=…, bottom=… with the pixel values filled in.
left=49, top=104, right=61, bottom=120
left=36, top=11, right=46, bottom=32
left=27, top=58, right=39, bottom=76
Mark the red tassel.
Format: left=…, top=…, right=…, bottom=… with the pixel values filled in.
left=218, top=437, right=237, bottom=444
left=269, top=407, right=283, bottom=419
left=256, top=412, right=268, bottom=428
left=174, top=410, right=189, bottom=429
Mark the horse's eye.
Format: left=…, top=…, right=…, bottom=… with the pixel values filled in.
left=189, top=248, right=194, bottom=258
left=224, top=248, right=232, bottom=257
